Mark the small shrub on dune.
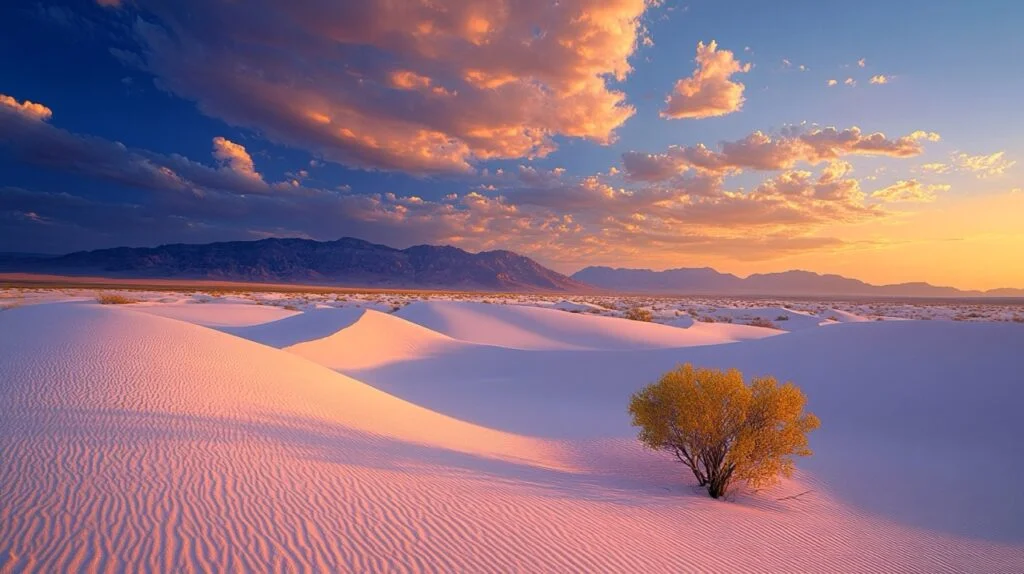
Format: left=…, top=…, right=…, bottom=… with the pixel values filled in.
left=625, top=307, right=653, bottom=322
left=775, top=315, right=789, bottom=321
left=747, top=317, right=779, bottom=329
left=629, top=364, right=819, bottom=499
left=697, top=315, right=716, bottom=323
left=96, top=293, right=138, bottom=305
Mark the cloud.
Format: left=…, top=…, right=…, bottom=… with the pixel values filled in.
left=951, top=151, right=1016, bottom=177
left=0, top=94, right=53, bottom=121
left=869, top=75, right=889, bottom=85
left=844, top=77, right=856, bottom=86
left=212, top=137, right=261, bottom=181
left=827, top=79, right=838, bottom=87
left=662, top=40, right=751, bottom=119
left=96, top=0, right=122, bottom=6
left=106, top=0, right=650, bottom=174
left=0, top=96, right=890, bottom=267
left=5, top=92, right=958, bottom=269
left=858, top=58, right=866, bottom=68
left=0, top=94, right=292, bottom=198
left=919, top=151, right=1015, bottom=178
left=622, top=126, right=939, bottom=181
left=871, top=180, right=951, bottom=203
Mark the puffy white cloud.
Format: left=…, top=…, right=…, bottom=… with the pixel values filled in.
left=662, top=40, right=751, bottom=119
left=869, top=75, right=889, bottom=85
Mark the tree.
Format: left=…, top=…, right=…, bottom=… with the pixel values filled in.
left=628, top=363, right=820, bottom=499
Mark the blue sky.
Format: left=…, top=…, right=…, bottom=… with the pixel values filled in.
left=1, top=1, right=1021, bottom=287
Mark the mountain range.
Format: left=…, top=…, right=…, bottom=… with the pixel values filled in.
left=570, top=266, right=1024, bottom=298
left=1, top=238, right=1021, bottom=297
left=0, top=237, right=585, bottom=292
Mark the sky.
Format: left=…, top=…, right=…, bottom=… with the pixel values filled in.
left=1, top=0, right=1022, bottom=290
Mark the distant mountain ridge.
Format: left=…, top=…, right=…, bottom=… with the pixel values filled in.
left=0, top=237, right=586, bottom=292
left=571, top=266, right=1024, bottom=298
left=3, top=238, right=1020, bottom=297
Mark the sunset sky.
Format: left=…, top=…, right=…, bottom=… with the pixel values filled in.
left=1, top=0, right=1021, bottom=289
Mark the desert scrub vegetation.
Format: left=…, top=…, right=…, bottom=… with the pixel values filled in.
left=747, top=317, right=779, bottom=329
left=629, top=364, right=819, bottom=499
left=96, top=293, right=139, bottom=305
left=624, top=307, right=653, bottom=322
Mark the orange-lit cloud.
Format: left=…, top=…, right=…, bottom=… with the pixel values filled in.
left=622, top=126, right=939, bottom=181
left=951, top=151, right=1016, bottom=177
left=827, top=79, right=838, bottom=87
left=212, top=137, right=261, bottom=181
left=112, top=0, right=649, bottom=173
left=662, top=41, right=751, bottom=119
left=869, top=75, right=890, bottom=85
left=920, top=151, right=1016, bottom=178
left=0, top=94, right=53, bottom=122
left=1, top=95, right=895, bottom=267
left=871, top=180, right=950, bottom=203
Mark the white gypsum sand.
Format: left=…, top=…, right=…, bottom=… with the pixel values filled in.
left=0, top=295, right=1022, bottom=572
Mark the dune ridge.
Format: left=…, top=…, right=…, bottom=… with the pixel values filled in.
left=1, top=301, right=1022, bottom=572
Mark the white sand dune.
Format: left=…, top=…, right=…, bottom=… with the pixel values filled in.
left=822, top=308, right=874, bottom=323
left=702, top=306, right=828, bottom=331
left=287, top=308, right=465, bottom=370
left=667, top=315, right=782, bottom=340
left=396, top=300, right=779, bottom=350
left=355, top=317, right=1024, bottom=543
left=132, top=301, right=299, bottom=327
left=219, top=306, right=367, bottom=347
left=1, top=301, right=1022, bottom=572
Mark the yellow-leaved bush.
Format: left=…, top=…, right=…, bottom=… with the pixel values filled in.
left=628, top=363, right=820, bottom=499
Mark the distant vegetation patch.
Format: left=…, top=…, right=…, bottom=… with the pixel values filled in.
left=625, top=307, right=653, bottom=322
left=747, top=317, right=780, bottom=329
left=96, top=293, right=139, bottom=305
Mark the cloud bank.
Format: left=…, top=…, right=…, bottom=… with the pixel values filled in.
left=108, top=0, right=651, bottom=174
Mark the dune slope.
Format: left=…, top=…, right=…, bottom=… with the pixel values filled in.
left=1, top=302, right=1022, bottom=573
left=396, top=300, right=778, bottom=350
left=286, top=308, right=464, bottom=370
